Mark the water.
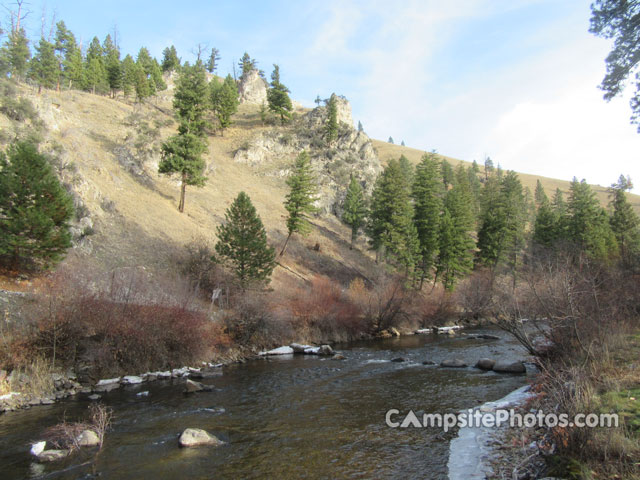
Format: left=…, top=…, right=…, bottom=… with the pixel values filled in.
left=0, top=328, right=528, bottom=479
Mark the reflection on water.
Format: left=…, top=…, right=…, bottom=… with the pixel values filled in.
left=0, top=328, right=528, bottom=479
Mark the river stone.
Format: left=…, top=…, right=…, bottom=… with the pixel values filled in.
left=390, top=327, right=401, bottom=337
left=37, top=449, right=69, bottom=462
left=77, top=430, right=100, bottom=447
left=316, top=345, right=335, bottom=356
left=422, top=360, right=436, bottom=365
left=30, top=441, right=46, bottom=456
left=493, top=361, right=526, bottom=374
left=265, top=346, right=294, bottom=355
left=178, top=428, right=224, bottom=447
left=122, top=375, right=143, bottom=385
left=332, top=354, right=346, bottom=360
left=88, top=394, right=101, bottom=401
left=94, top=382, right=120, bottom=393
left=476, top=334, right=500, bottom=340
left=184, top=379, right=212, bottom=393
left=440, top=359, right=467, bottom=368
left=96, top=377, right=120, bottom=386
left=475, top=358, right=496, bottom=370
left=391, top=357, right=406, bottom=363
left=290, top=343, right=314, bottom=353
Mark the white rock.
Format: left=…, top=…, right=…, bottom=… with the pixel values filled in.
left=136, top=391, right=149, bottom=397
left=96, top=377, right=120, bottom=386
left=0, top=392, right=20, bottom=401
left=178, top=428, right=225, bottom=447
left=290, top=343, right=314, bottom=353
left=156, top=371, right=172, bottom=379
left=415, top=329, right=432, bottom=334
left=303, top=347, right=320, bottom=355
left=265, top=346, right=294, bottom=355
left=37, top=449, right=68, bottom=462
left=30, top=441, right=46, bottom=456
left=76, top=430, right=100, bottom=447
left=122, top=375, right=143, bottom=384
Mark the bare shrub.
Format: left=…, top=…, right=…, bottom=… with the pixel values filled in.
left=43, top=403, right=112, bottom=452
left=455, top=269, right=496, bottom=322
left=223, top=293, right=290, bottom=349
left=179, top=238, right=234, bottom=303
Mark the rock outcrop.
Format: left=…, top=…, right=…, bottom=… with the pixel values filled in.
left=234, top=96, right=381, bottom=215
left=238, top=69, right=268, bottom=105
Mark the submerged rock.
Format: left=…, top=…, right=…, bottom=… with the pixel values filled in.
left=422, top=360, right=436, bottom=365
left=391, top=357, right=406, bottom=363
left=36, top=449, right=69, bottom=462
left=316, top=345, right=335, bottom=356
left=492, top=361, right=526, bottom=374
left=184, top=379, right=213, bottom=393
left=475, top=358, right=496, bottom=371
left=178, top=428, right=225, bottom=447
left=440, top=359, right=467, bottom=368
left=290, top=343, right=314, bottom=353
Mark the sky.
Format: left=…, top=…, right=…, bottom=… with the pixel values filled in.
left=8, top=0, right=640, bottom=191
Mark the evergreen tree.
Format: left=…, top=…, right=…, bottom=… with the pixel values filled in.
left=367, top=158, right=419, bottom=274
left=238, top=52, right=256, bottom=78
left=551, top=188, right=570, bottom=242
left=342, top=175, right=367, bottom=249
left=121, top=54, right=136, bottom=98
left=441, top=159, right=454, bottom=189
left=483, top=157, right=494, bottom=181
left=476, top=170, right=526, bottom=271
left=211, top=74, right=239, bottom=134
left=0, top=142, right=74, bottom=270
left=159, top=61, right=210, bottom=212
left=86, top=36, right=103, bottom=62
left=401, top=140, right=405, bottom=146
left=53, top=21, right=74, bottom=90
left=533, top=184, right=557, bottom=248
left=83, top=56, right=107, bottom=94
left=388, top=137, right=394, bottom=144
left=267, top=64, right=292, bottom=124
left=103, top=34, right=121, bottom=98
left=609, top=180, right=640, bottom=266
left=325, top=93, right=338, bottom=144
left=567, top=178, right=617, bottom=260
left=158, top=132, right=207, bottom=213
left=173, top=61, right=210, bottom=136
left=215, top=191, right=276, bottom=290
left=29, top=38, right=58, bottom=93
left=5, top=28, right=30, bottom=79
left=62, top=42, right=83, bottom=89
left=206, top=47, right=220, bottom=74
left=281, top=151, right=318, bottom=256
left=412, top=152, right=443, bottom=287
left=358, top=120, right=363, bottom=132
left=161, top=45, right=180, bottom=72
left=436, top=177, right=475, bottom=290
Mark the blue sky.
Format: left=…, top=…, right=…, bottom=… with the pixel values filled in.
left=11, top=0, right=640, bottom=191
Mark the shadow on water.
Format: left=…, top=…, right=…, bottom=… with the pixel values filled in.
left=0, top=327, right=529, bottom=479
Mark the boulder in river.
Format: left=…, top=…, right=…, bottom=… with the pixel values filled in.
left=440, top=359, right=467, bottom=368
left=37, top=449, right=69, bottom=462
left=391, top=357, right=406, bottom=363
left=178, top=428, right=225, bottom=447
left=422, top=360, right=436, bottom=365
left=475, top=358, right=496, bottom=370
left=332, top=354, right=346, bottom=360
left=492, top=361, right=526, bottom=374
left=76, top=430, right=100, bottom=447
left=184, top=379, right=213, bottom=393
left=316, top=345, right=335, bottom=356
left=122, top=375, right=143, bottom=385
left=290, top=343, right=314, bottom=353
left=264, top=346, right=294, bottom=355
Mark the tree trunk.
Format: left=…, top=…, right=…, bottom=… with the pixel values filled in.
left=178, top=173, right=186, bottom=213
left=280, top=231, right=292, bottom=256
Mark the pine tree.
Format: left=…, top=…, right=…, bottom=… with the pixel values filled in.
left=281, top=151, right=318, bottom=256
left=609, top=181, right=640, bottom=267
left=206, top=47, right=220, bottom=74
left=161, top=45, right=180, bottom=72
left=342, top=175, right=367, bottom=249
left=159, top=61, right=210, bottom=212
left=238, top=52, right=256, bottom=78
left=367, top=158, right=419, bottom=274
left=412, top=152, right=443, bottom=287
left=121, top=54, right=136, bottom=98
left=358, top=120, right=363, bottom=132
left=567, top=178, right=617, bottom=260
left=103, top=35, right=121, bottom=98
left=5, top=28, right=30, bottom=79
left=441, top=159, right=454, bottom=189
left=83, top=56, right=107, bottom=94
left=172, top=61, right=210, bottom=136
left=133, top=63, right=150, bottom=102
left=436, top=177, right=475, bottom=290
left=53, top=21, right=75, bottom=90
left=267, top=64, right=293, bottom=124
left=325, top=93, right=338, bottom=144
left=29, top=38, right=58, bottom=93
left=158, top=132, right=207, bottom=213
left=476, top=170, right=526, bottom=271
left=62, top=42, right=83, bottom=89
left=388, top=137, right=394, bottom=144
left=551, top=188, right=569, bottom=241
left=0, top=142, right=74, bottom=270
left=211, top=74, right=239, bottom=134
left=215, top=192, right=276, bottom=290
left=533, top=184, right=557, bottom=248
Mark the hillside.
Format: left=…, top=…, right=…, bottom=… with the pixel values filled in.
left=1, top=79, right=637, bottom=292
left=372, top=140, right=640, bottom=212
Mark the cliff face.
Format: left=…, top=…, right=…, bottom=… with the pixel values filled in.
left=234, top=96, right=381, bottom=215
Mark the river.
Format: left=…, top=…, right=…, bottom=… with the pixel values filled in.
left=0, top=327, right=528, bottom=479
